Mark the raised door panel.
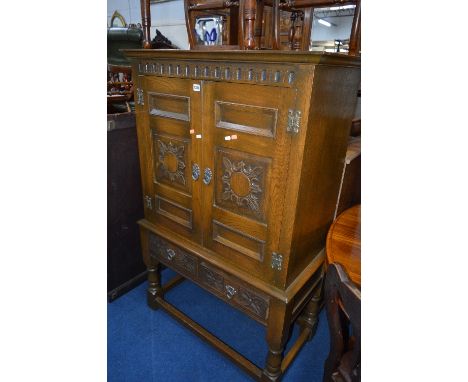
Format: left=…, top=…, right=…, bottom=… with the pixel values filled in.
left=144, top=76, right=203, bottom=244
left=201, top=81, right=294, bottom=282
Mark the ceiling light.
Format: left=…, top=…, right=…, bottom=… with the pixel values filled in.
left=318, top=19, right=332, bottom=27
left=329, top=5, right=355, bottom=11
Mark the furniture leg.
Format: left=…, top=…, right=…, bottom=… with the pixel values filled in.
left=292, top=12, right=303, bottom=51
left=140, top=0, right=151, bottom=49
left=322, top=276, right=346, bottom=382
left=348, top=0, right=361, bottom=56
left=322, top=263, right=361, bottom=382
left=288, top=12, right=296, bottom=50
left=244, top=0, right=257, bottom=49
left=272, top=0, right=280, bottom=49
left=300, top=8, right=313, bottom=51
left=298, top=280, right=323, bottom=340
left=261, top=299, right=293, bottom=382
left=147, top=262, right=163, bottom=310
left=254, top=0, right=264, bottom=48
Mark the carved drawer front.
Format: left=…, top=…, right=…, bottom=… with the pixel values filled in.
left=148, top=234, right=197, bottom=277
left=199, top=262, right=270, bottom=322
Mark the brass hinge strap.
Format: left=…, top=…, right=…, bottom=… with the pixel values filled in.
left=271, top=252, right=283, bottom=271
left=287, top=109, right=301, bottom=134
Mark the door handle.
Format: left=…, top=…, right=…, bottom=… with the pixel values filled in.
left=203, top=168, right=212, bottom=185
left=192, top=163, right=200, bottom=181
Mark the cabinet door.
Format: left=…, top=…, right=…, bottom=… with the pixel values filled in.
left=201, top=81, right=294, bottom=281
left=143, top=76, right=203, bottom=244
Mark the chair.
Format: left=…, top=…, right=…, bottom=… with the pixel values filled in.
left=323, top=263, right=361, bottom=382
left=256, top=0, right=361, bottom=55
left=334, top=134, right=361, bottom=219
left=277, top=0, right=360, bottom=53
left=139, top=0, right=180, bottom=49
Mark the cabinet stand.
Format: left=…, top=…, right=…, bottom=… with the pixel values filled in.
left=147, top=261, right=322, bottom=381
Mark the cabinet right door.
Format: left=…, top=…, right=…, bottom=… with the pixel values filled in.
left=201, top=81, right=295, bottom=281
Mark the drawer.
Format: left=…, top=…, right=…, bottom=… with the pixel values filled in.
left=148, top=232, right=270, bottom=323
left=149, top=234, right=197, bottom=277
left=199, top=262, right=270, bottom=322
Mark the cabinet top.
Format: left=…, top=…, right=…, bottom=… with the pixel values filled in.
left=122, top=49, right=360, bottom=67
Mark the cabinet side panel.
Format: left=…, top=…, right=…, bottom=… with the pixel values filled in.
left=286, top=65, right=361, bottom=286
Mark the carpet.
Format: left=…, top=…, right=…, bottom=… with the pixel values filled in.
left=108, top=268, right=329, bottom=381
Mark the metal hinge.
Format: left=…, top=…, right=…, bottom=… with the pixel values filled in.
left=136, top=88, right=144, bottom=105
left=107, top=120, right=115, bottom=132
left=287, top=109, right=301, bottom=134
left=271, top=252, right=283, bottom=271
left=144, top=195, right=152, bottom=210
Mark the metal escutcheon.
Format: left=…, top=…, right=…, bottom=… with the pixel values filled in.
left=225, top=285, right=237, bottom=299
left=166, top=248, right=176, bottom=261
left=144, top=195, right=153, bottom=210
left=203, top=167, right=212, bottom=185
left=192, top=163, right=200, bottom=181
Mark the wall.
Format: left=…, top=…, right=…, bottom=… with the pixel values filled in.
left=107, top=0, right=189, bottom=49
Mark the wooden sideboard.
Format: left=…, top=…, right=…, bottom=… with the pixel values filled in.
left=123, top=49, right=360, bottom=381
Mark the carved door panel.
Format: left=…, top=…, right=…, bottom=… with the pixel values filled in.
left=144, top=76, right=203, bottom=244
left=201, top=81, right=294, bottom=281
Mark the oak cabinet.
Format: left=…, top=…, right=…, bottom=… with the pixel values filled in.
left=124, top=49, right=360, bottom=381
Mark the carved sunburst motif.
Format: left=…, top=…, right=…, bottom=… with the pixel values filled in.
left=238, top=290, right=268, bottom=318
left=221, top=157, right=263, bottom=213
left=157, top=140, right=186, bottom=184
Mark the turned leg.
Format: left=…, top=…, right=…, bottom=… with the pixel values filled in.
left=147, top=262, right=163, bottom=310
left=261, top=299, right=293, bottom=382
left=298, top=280, right=323, bottom=340
left=254, top=0, right=264, bottom=48
left=140, top=0, right=151, bottom=49
left=244, top=0, right=257, bottom=49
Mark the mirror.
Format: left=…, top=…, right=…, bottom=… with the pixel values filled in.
left=309, top=5, right=356, bottom=53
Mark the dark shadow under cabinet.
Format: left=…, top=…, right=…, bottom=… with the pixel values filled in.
left=107, top=111, right=146, bottom=301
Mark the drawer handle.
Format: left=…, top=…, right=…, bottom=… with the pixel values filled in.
left=203, top=167, right=212, bottom=185
left=192, top=163, right=200, bottom=181
left=225, top=285, right=237, bottom=299
left=166, top=248, right=176, bottom=261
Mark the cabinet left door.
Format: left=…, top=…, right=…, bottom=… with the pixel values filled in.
left=135, top=75, right=203, bottom=244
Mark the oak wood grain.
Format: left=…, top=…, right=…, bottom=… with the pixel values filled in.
left=127, top=49, right=360, bottom=381
left=281, top=63, right=360, bottom=287
left=326, top=204, right=361, bottom=287
left=124, top=49, right=361, bottom=66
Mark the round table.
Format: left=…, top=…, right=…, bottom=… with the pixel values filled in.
left=326, top=204, right=361, bottom=287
